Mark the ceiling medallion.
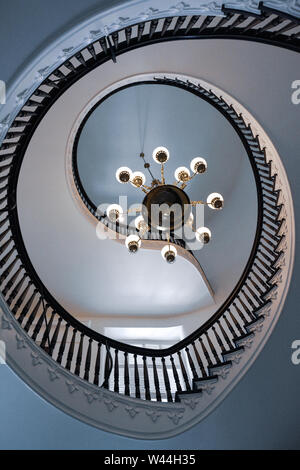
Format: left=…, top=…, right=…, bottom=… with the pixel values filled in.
left=107, top=147, right=224, bottom=263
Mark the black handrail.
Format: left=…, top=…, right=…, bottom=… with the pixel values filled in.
left=0, top=2, right=292, bottom=400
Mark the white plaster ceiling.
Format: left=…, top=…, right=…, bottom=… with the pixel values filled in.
left=17, top=40, right=257, bottom=324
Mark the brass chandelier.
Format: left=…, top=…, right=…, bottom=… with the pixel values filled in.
left=106, top=147, right=224, bottom=263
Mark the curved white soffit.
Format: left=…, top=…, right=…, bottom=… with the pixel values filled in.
left=0, top=73, right=294, bottom=438
left=0, top=0, right=300, bottom=142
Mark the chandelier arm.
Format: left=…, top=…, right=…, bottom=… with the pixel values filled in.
left=161, top=163, right=165, bottom=185
left=180, top=172, right=197, bottom=189
left=127, top=206, right=142, bottom=214
left=166, top=232, right=172, bottom=254
left=191, top=200, right=206, bottom=206
left=139, top=225, right=149, bottom=236
left=129, top=179, right=149, bottom=193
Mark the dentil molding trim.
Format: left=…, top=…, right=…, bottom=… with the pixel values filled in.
left=0, top=0, right=300, bottom=144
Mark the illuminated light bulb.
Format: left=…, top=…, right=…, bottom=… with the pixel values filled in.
left=161, top=244, right=177, bottom=264
left=207, top=192, right=224, bottom=210
left=195, top=227, right=211, bottom=244
left=125, top=234, right=141, bottom=254
left=152, top=146, right=170, bottom=164
left=116, top=166, right=132, bottom=184
left=106, top=204, right=123, bottom=222
left=190, top=157, right=207, bottom=174
left=131, top=171, right=146, bottom=187
left=134, top=215, right=148, bottom=233
left=174, top=166, right=191, bottom=182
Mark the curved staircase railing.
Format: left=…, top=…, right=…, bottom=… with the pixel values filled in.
left=0, top=2, right=293, bottom=403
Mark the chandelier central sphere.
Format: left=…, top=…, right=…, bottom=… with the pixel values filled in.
left=142, top=184, right=191, bottom=231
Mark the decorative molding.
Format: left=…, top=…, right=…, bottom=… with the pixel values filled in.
left=15, top=335, right=27, bottom=350
left=146, top=410, right=162, bottom=422
left=181, top=397, right=199, bottom=409
left=84, top=391, right=102, bottom=404
left=247, top=317, right=265, bottom=334
left=125, top=406, right=140, bottom=418
left=31, top=352, right=43, bottom=367
left=1, top=0, right=299, bottom=143
left=47, top=368, right=60, bottom=382
left=211, top=362, right=232, bottom=379
left=1, top=315, right=12, bottom=330
left=168, top=412, right=184, bottom=425
left=227, top=350, right=243, bottom=364
left=0, top=0, right=295, bottom=437
left=104, top=399, right=118, bottom=412
left=66, top=380, right=79, bottom=394
left=200, top=382, right=216, bottom=394
left=195, top=376, right=218, bottom=394
left=226, top=0, right=300, bottom=15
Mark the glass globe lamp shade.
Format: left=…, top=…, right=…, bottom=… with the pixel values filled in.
left=125, top=234, right=141, bottom=254
left=190, top=157, right=207, bottom=174
left=161, top=244, right=177, bottom=263
left=174, top=166, right=191, bottom=182
left=131, top=171, right=146, bottom=187
left=207, top=192, right=224, bottom=210
left=152, top=146, right=170, bottom=164
left=106, top=204, right=124, bottom=222
left=134, top=215, right=148, bottom=233
left=195, top=227, right=211, bottom=244
left=116, top=166, right=132, bottom=184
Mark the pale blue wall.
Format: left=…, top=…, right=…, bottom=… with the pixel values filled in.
left=0, top=0, right=300, bottom=449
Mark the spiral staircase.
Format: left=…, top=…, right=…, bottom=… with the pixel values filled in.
left=0, top=1, right=297, bottom=439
